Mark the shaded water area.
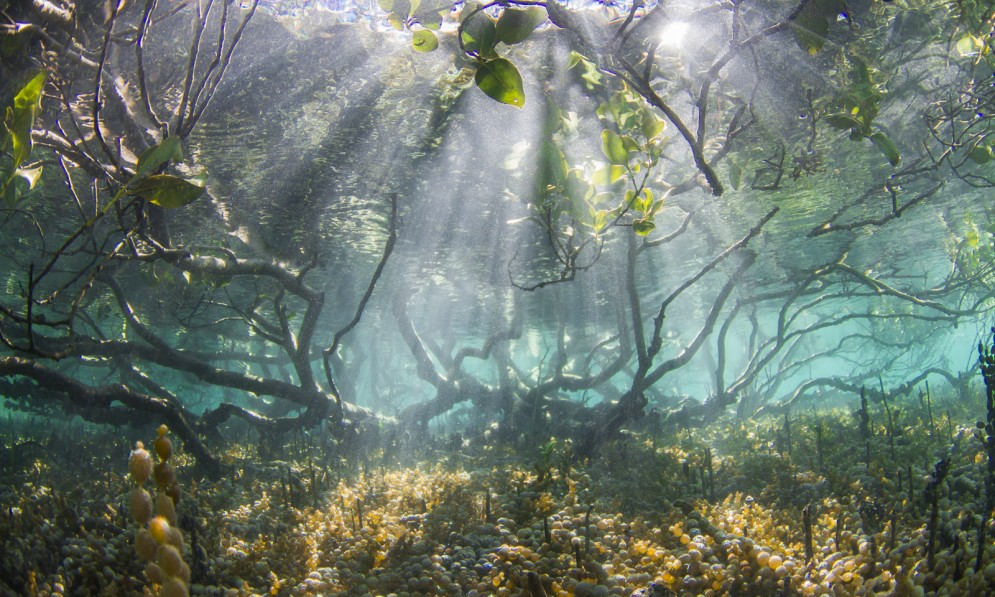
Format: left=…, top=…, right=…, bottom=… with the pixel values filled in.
left=3, top=0, right=995, bottom=595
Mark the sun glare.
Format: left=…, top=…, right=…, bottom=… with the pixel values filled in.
left=658, top=22, right=690, bottom=49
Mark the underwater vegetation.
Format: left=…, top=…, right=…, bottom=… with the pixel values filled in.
left=6, top=0, right=995, bottom=595
left=4, top=381, right=995, bottom=596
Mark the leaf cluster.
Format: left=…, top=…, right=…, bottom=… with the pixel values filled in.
left=953, top=213, right=995, bottom=288
left=514, top=79, right=668, bottom=275
left=459, top=3, right=546, bottom=108
left=127, top=137, right=205, bottom=209
left=378, top=0, right=450, bottom=52
left=790, top=0, right=846, bottom=55
left=821, top=57, right=901, bottom=166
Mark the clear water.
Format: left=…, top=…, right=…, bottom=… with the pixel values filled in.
left=4, top=1, right=995, bottom=595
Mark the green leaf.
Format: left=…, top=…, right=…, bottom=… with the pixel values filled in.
left=134, top=136, right=183, bottom=180
left=7, top=71, right=47, bottom=167
left=539, top=140, right=568, bottom=185
left=7, top=107, right=31, bottom=165
left=869, top=131, right=901, bottom=166
left=412, top=29, right=439, bottom=52
left=593, top=209, right=607, bottom=230
left=419, top=10, right=444, bottom=30
left=851, top=56, right=872, bottom=90
left=566, top=51, right=586, bottom=70
left=966, top=227, right=980, bottom=248
left=595, top=101, right=610, bottom=121
left=131, top=174, right=205, bottom=208
left=13, top=71, right=47, bottom=114
left=791, top=8, right=829, bottom=55
left=729, top=161, right=743, bottom=191
left=623, top=188, right=636, bottom=208
left=474, top=58, right=525, bottom=108
left=460, top=1, right=481, bottom=23
left=390, top=0, right=411, bottom=17
left=640, top=110, right=665, bottom=140
left=632, top=219, right=656, bottom=236
left=462, top=9, right=497, bottom=55
left=377, top=0, right=393, bottom=11
left=969, top=145, right=994, bottom=164
left=495, top=7, right=546, bottom=45
left=590, top=164, right=627, bottom=185
left=601, top=129, right=629, bottom=165
left=824, top=113, right=862, bottom=130
left=567, top=51, right=602, bottom=89
left=956, top=34, right=980, bottom=56
left=387, top=12, right=405, bottom=30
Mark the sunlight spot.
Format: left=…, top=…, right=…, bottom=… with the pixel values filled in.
left=658, top=22, right=690, bottom=49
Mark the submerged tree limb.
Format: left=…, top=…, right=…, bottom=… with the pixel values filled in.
left=0, top=356, right=221, bottom=475
left=324, top=193, right=399, bottom=398
left=755, top=366, right=975, bottom=417
left=809, top=182, right=943, bottom=237
left=574, top=208, right=775, bottom=458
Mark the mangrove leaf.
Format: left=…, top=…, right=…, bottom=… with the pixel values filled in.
left=134, top=136, right=183, bottom=180
left=601, top=129, right=629, bottom=166
left=131, top=174, right=205, bottom=208
left=869, top=131, right=901, bottom=166
left=7, top=71, right=47, bottom=167
left=474, top=58, right=525, bottom=108
left=412, top=29, right=439, bottom=52
left=495, top=7, right=546, bottom=45
left=632, top=219, right=655, bottom=236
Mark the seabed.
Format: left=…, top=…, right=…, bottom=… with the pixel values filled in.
left=2, top=404, right=994, bottom=597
